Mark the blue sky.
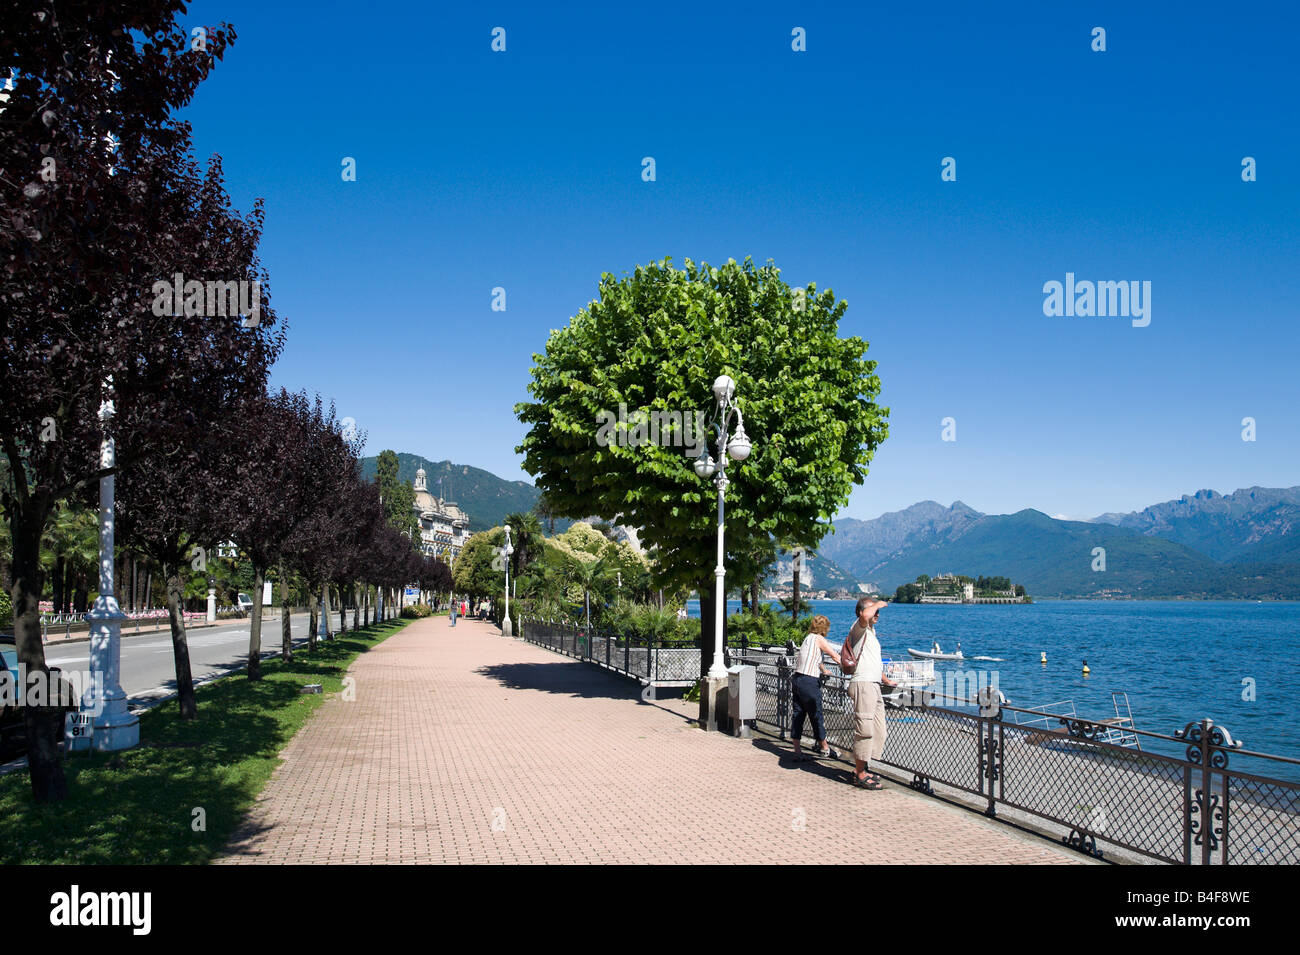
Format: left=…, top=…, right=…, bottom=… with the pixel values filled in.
left=180, top=0, right=1299, bottom=521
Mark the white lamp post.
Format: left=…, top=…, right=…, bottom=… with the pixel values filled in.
left=72, top=380, right=139, bottom=751
left=694, top=374, right=753, bottom=681
left=501, top=525, right=514, bottom=636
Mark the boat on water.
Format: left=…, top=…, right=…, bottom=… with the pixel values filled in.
left=907, top=640, right=964, bottom=661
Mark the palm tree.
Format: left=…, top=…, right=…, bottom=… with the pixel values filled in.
left=532, top=491, right=558, bottom=536
left=503, top=510, right=545, bottom=583
left=41, top=503, right=98, bottom=613
left=567, top=556, right=608, bottom=631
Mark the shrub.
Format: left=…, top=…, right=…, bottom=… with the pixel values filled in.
left=401, top=603, right=433, bottom=619
left=725, top=603, right=812, bottom=649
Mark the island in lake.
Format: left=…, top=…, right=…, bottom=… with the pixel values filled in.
left=892, top=573, right=1030, bottom=604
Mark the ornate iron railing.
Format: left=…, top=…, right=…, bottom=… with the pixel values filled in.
left=732, top=651, right=1300, bottom=866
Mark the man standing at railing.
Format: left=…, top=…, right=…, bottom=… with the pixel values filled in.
left=844, top=598, right=895, bottom=790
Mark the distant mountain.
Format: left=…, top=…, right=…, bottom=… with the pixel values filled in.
left=1092, top=486, right=1300, bottom=563
left=823, top=489, right=1300, bottom=599
left=820, top=501, right=984, bottom=580
left=359, top=453, right=549, bottom=533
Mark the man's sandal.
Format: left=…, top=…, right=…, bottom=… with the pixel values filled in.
left=852, top=772, right=883, bottom=790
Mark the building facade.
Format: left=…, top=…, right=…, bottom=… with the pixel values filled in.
left=412, top=468, right=471, bottom=566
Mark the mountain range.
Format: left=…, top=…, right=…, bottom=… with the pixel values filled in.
left=362, top=452, right=1300, bottom=599
left=819, top=487, right=1300, bottom=599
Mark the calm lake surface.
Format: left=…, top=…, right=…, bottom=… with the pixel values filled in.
left=687, top=599, right=1300, bottom=771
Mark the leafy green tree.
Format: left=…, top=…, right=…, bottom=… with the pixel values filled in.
left=375, top=449, right=419, bottom=540
left=515, top=257, right=888, bottom=675
left=453, top=528, right=506, bottom=602
left=895, top=582, right=922, bottom=603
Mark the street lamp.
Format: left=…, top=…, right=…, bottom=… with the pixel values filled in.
left=695, top=374, right=753, bottom=681
left=72, top=378, right=139, bottom=751
left=501, top=525, right=515, bottom=637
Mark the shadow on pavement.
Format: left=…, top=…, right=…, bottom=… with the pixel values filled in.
left=748, top=736, right=856, bottom=784
left=475, top=661, right=642, bottom=701
left=475, top=661, right=701, bottom=726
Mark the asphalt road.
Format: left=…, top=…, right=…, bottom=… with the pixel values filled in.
left=42, top=612, right=316, bottom=707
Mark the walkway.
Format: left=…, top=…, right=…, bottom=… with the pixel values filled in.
left=217, top=616, right=1092, bottom=864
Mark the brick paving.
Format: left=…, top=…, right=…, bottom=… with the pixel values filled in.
left=217, top=616, right=1092, bottom=864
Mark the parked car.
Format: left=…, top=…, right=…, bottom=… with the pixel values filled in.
left=0, top=634, right=79, bottom=760
left=236, top=593, right=254, bottom=615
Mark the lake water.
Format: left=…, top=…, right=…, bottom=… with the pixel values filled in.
left=687, top=599, right=1300, bottom=773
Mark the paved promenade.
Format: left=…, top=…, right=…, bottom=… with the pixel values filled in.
left=218, top=616, right=1091, bottom=864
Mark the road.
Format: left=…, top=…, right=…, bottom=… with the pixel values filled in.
left=42, top=612, right=316, bottom=707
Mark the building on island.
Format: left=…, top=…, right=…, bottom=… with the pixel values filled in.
left=412, top=468, right=471, bottom=565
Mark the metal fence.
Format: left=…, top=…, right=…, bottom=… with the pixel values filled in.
left=735, top=651, right=1300, bottom=866
left=520, top=618, right=700, bottom=690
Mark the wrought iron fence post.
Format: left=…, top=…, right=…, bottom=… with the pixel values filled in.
left=606, top=628, right=611, bottom=669
left=1177, top=717, right=1237, bottom=866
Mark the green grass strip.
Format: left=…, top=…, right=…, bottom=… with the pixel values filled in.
left=0, top=617, right=412, bottom=864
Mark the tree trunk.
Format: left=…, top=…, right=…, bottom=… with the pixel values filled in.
left=11, top=512, right=68, bottom=803
left=248, top=566, right=264, bottom=680
left=308, top=600, right=318, bottom=653
left=338, top=584, right=347, bottom=633
left=791, top=552, right=801, bottom=623
left=52, top=555, right=64, bottom=617
left=280, top=563, right=292, bottom=662
left=751, top=578, right=759, bottom=616
left=363, top=587, right=370, bottom=628
left=74, top=572, right=88, bottom=613
left=144, top=567, right=153, bottom=609
left=165, top=562, right=198, bottom=719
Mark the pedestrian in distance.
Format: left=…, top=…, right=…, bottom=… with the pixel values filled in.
left=840, top=597, right=896, bottom=790
left=450, top=600, right=457, bottom=627
left=790, top=614, right=841, bottom=761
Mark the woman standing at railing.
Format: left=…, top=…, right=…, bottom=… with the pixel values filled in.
left=790, top=615, right=841, bottom=761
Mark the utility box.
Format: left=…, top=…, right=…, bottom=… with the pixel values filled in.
left=727, top=664, right=756, bottom=738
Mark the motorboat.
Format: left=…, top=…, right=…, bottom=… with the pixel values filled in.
left=907, top=641, right=964, bottom=661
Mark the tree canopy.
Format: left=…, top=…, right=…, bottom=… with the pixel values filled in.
left=515, top=257, right=889, bottom=650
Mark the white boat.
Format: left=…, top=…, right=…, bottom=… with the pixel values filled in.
left=907, top=642, right=964, bottom=661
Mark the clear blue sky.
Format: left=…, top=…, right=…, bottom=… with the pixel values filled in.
left=181, top=0, right=1300, bottom=521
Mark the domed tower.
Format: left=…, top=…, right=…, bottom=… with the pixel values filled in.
left=414, top=467, right=428, bottom=493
